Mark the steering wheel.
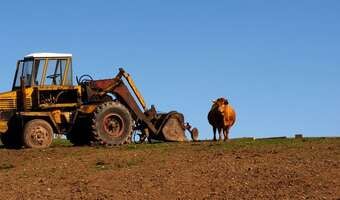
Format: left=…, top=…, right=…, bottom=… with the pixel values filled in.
left=46, top=74, right=61, bottom=79
left=77, top=74, right=94, bottom=84
left=46, top=74, right=61, bottom=84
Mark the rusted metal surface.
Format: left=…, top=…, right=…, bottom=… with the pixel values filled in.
left=191, top=128, right=199, bottom=141
left=160, top=113, right=187, bottom=142
left=89, top=79, right=117, bottom=91
left=51, top=110, right=62, bottom=124
left=112, top=82, right=143, bottom=120
left=86, top=72, right=199, bottom=143
left=162, top=117, right=186, bottom=142
left=79, top=105, right=97, bottom=114
left=185, top=123, right=199, bottom=141
left=87, top=78, right=158, bottom=134
left=103, top=113, right=124, bottom=137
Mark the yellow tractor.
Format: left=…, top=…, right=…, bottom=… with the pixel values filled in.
left=0, top=53, right=198, bottom=148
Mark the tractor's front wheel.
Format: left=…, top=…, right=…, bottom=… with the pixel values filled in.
left=23, top=119, right=53, bottom=148
left=91, top=102, right=133, bottom=145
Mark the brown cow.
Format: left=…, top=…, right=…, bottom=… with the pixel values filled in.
left=208, top=97, right=236, bottom=141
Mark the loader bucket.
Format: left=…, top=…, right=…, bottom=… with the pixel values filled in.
left=156, top=112, right=188, bottom=142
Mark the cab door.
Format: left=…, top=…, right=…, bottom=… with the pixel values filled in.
left=32, top=58, right=80, bottom=110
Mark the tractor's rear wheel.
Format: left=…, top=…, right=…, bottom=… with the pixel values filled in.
left=23, top=119, right=53, bottom=148
left=91, top=102, right=133, bottom=145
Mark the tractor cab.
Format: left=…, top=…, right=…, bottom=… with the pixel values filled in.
left=13, top=53, right=80, bottom=111
left=13, top=53, right=73, bottom=89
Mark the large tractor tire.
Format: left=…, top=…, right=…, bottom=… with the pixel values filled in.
left=91, top=102, right=133, bottom=145
left=22, top=119, right=53, bottom=148
left=67, top=117, right=93, bottom=146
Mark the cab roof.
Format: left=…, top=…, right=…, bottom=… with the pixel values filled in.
left=24, top=53, right=72, bottom=59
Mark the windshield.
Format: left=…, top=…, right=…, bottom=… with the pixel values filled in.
left=14, top=60, right=33, bottom=88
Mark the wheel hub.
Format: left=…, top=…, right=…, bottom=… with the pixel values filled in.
left=103, top=114, right=124, bottom=137
left=30, top=126, right=50, bottom=146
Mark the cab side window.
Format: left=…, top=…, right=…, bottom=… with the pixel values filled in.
left=33, top=59, right=45, bottom=86
left=45, top=59, right=68, bottom=85
left=23, top=61, right=33, bottom=86
left=14, top=62, right=24, bottom=87
left=14, top=60, right=33, bottom=87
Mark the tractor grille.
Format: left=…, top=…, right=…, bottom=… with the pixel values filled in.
left=0, top=98, right=32, bottom=110
left=0, top=98, right=16, bottom=110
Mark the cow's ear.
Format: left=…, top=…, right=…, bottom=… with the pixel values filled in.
left=224, top=99, right=229, bottom=105
left=212, top=100, right=216, bottom=104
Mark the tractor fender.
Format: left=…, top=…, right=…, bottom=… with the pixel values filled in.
left=18, top=112, right=60, bottom=134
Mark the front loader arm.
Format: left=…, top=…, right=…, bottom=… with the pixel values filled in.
left=120, top=69, right=147, bottom=112
left=86, top=68, right=157, bottom=134
left=94, top=68, right=147, bottom=112
left=110, top=81, right=157, bottom=133
left=84, top=67, right=194, bottom=142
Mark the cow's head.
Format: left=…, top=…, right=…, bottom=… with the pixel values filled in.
left=212, top=97, right=229, bottom=114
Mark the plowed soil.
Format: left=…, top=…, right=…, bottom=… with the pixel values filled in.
left=0, top=138, right=339, bottom=200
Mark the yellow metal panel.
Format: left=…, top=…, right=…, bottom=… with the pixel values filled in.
left=0, top=91, right=17, bottom=110
left=37, top=85, right=80, bottom=91
left=0, top=121, right=8, bottom=133
left=79, top=105, right=97, bottom=114
left=62, top=58, right=71, bottom=85
left=41, top=58, right=48, bottom=86
left=122, top=71, right=147, bottom=111
left=51, top=110, right=62, bottom=124
left=39, top=103, right=78, bottom=109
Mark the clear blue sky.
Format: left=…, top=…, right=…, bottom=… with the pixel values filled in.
left=0, top=0, right=339, bottom=139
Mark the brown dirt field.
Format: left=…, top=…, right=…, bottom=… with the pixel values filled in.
left=0, top=138, right=339, bottom=200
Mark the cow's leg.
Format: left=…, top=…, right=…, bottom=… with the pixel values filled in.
left=224, top=128, right=229, bottom=141
left=213, top=127, right=217, bottom=141
left=218, top=128, right=222, bottom=141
